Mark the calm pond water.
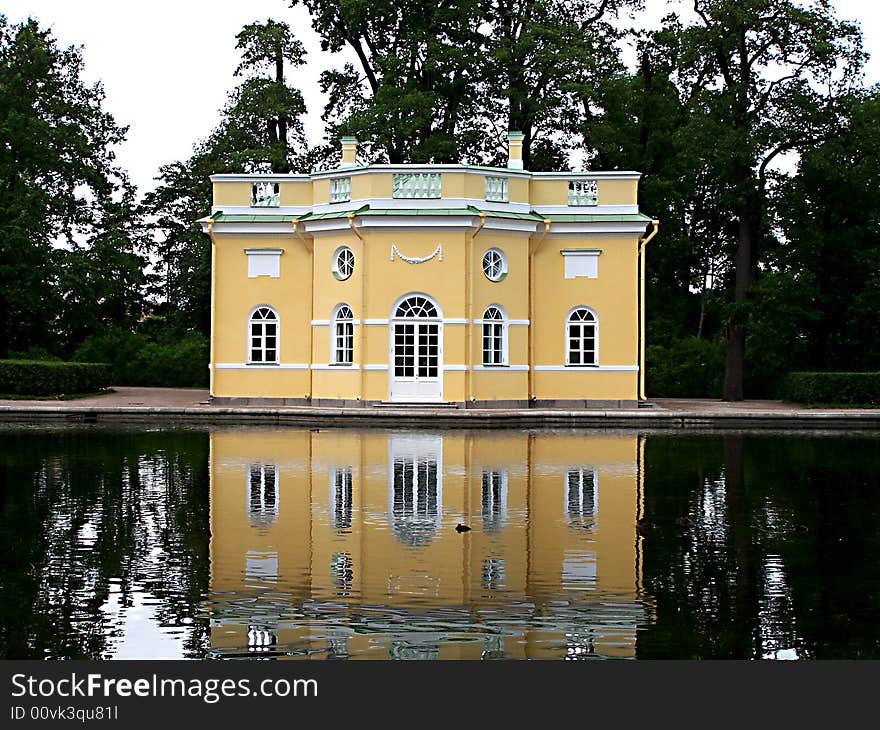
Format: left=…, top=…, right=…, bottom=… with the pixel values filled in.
left=0, top=425, right=878, bottom=660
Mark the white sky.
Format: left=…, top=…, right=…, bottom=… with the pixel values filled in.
left=5, top=0, right=879, bottom=196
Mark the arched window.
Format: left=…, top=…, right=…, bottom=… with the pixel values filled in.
left=333, top=305, right=354, bottom=365
left=566, top=308, right=597, bottom=366
left=482, top=306, right=507, bottom=366
left=394, top=296, right=438, bottom=319
left=249, top=307, right=278, bottom=363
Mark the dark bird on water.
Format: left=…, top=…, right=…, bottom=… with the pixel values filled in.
left=674, top=517, right=692, bottom=528
left=636, top=519, right=656, bottom=535
left=455, top=524, right=472, bottom=533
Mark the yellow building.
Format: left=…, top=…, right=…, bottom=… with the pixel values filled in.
left=207, top=429, right=650, bottom=659
left=200, top=134, right=657, bottom=406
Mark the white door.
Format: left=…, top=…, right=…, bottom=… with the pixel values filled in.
left=389, top=296, right=442, bottom=402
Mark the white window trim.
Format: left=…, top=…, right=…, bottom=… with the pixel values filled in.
left=246, top=305, right=280, bottom=365
left=481, top=305, right=508, bottom=367
left=564, top=306, right=598, bottom=367
left=330, top=303, right=355, bottom=365
left=482, top=248, right=508, bottom=282
left=332, top=246, right=355, bottom=280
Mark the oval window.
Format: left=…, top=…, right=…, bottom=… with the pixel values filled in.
left=333, top=247, right=355, bottom=280
left=482, top=249, right=507, bottom=282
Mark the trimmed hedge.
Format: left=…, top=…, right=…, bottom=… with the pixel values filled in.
left=74, top=330, right=208, bottom=388
left=646, top=338, right=725, bottom=398
left=781, top=372, right=880, bottom=405
left=0, top=360, right=111, bottom=396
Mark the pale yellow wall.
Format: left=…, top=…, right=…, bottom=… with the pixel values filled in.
left=508, top=176, right=529, bottom=204
left=530, top=179, right=567, bottom=206
left=282, top=180, right=312, bottom=206
left=598, top=179, right=639, bottom=206
left=213, top=182, right=251, bottom=207
left=442, top=173, right=466, bottom=198
left=531, top=235, right=639, bottom=400
left=349, top=172, right=393, bottom=199
left=207, top=430, right=644, bottom=658
left=209, top=170, right=644, bottom=402
left=211, top=235, right=312, bottom=398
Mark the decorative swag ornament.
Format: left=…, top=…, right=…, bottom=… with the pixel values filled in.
left=389, top=244, right=443, bottom=264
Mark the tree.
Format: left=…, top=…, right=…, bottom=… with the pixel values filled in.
left=766, top=90, right=880, bottom=375
left=228, top=20, right=309, bottom=173
left=677, top=0, right=864, bottom=400
left=296, top=0, right=486, bottom=163
left=0, top=15, right=145, bottom=358
left=481, top=0, right=633, bottom=169
left=145, top=19, right=311, bottom=335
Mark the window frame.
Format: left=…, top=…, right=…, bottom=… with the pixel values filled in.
left=332, top=246, right=355, bottom=281
left=331, top=304, right=355, bottom=365
left=481, top=305, right=508, bottom=366
left=247, top=306, right=280, bottom=365
left=565, top=306, right=598, bottom=367
left=482, top=248, right=508, bottom=282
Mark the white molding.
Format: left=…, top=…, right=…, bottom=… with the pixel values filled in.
left=309, top=164, right=533, bottom=180
left=533, top=365, right=639, bottom=372
left=364, top=318, right=389, bottom=326
left=311, top=319, right=361, bottom=326
left=474, top=365, right=530, bottom=371
left=534, top=204, right=640, bottom=215
left=545, top=222, right=647, bottom=236
left=209, top=167, right=639, bottom=183
left=310, top=197, right=532, bottom=215
left=213, top=362, right=638, bottom=372
left=213, top=206, right=310, bottom=216
left=443, top=318, right=467, bottom=325
left=201, top=222, right=297, bottom=236
left=213, top=363, right=309, bottom=370
left=473, top=319, right=529, bottom=326
left=244, top=248, right=284, bottom=255
left=210, top=174, right=310, bottom=183
left=532, top=171, right=642, bottom=180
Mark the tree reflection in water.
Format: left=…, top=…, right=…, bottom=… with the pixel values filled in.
left=0, top=426, right=210, bottom=659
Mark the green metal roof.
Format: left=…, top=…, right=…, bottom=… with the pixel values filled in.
left=548, top=213, right=653, bottom=223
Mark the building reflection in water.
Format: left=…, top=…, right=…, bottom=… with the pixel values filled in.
left=207, top=429, right=650, bottom=659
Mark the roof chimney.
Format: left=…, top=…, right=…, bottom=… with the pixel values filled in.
left=507, top=131, right=524, bottom=169
left=340, top=136, right=357, bottom=167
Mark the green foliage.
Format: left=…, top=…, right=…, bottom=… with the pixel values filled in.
left=74, top=327, right=208, bottom=388
left=0, top=15, right=147, bottom=358
left=781, top=372, right=880, bottom=406
left=144, top=19, right=310, bottom=337
left=647, top=338, right=725, bottom=398
left=298, top=0, right=630, bottom=166
left=0, top=360, right=111, bottom=396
